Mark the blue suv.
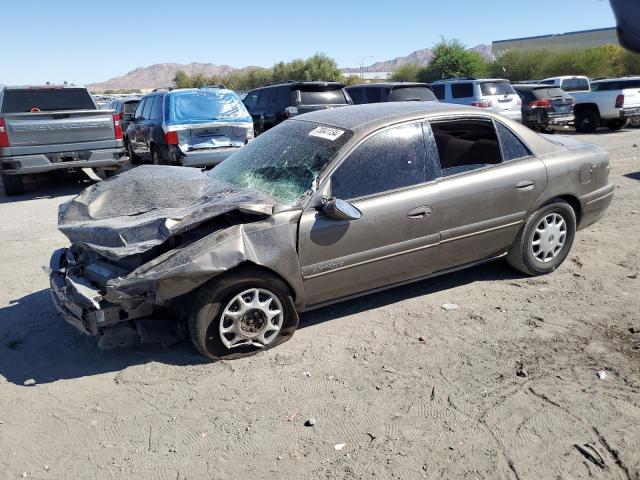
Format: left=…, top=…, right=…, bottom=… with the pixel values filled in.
left=125, top=88, right=254, bottom=167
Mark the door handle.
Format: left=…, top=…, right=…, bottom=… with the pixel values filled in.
left=407, top=206, right=432, bottom=219
left=515, top=180, right=535, bottom=191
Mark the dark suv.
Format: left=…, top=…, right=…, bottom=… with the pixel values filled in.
left=109, top=97, right=140, bottom=136
left=513, top=84, right=574, bottom=133
left=125, top=88, right=253, bottom=167
left=243, top=81, right=351, bottom=134
left=346, top=82, right=437, bottom=104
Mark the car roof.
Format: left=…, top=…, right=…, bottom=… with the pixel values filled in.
left=347, top=82, right=431, bottom=88
left=2, top=84, right=88, bottom=90
left=513, top=83, right=558, bottom=90
left=253, top=81, right=345, bottom=90
left=292, top=102, right=476, bottom=132
left=431, top=78, right=509, bottom=84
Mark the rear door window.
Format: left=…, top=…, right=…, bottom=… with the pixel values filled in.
left=150, top=96, right=163, bottom=121
left=331, top=122, right=429, bottom=200
left=134, top=99, right=146, bottom=120
left=1, top=88, right=96, bottom=113
left=276, top=86, right=291, bottom=108
left=430, top=119, right=502, bottom=176
left=431, top=84, right=445, bottom=100
left=495, top=122, right=532, bottom=160
left=451, top=83, right=474, bottom=98
left=124, top=101, right=139, bottom=114
left=257, top=89, right=273, bottom=110
left=142, top=97, right=154, bottom=120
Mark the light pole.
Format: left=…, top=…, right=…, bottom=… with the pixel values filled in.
left=360, top=56, right=374, bottom=81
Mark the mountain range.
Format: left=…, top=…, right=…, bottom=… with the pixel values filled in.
left=87, top=44, right=493, bottom=92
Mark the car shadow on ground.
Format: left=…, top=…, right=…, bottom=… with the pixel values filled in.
left=624, top=171, right=640, bottom=181
left=0, top=260, right=523, bottom=386
left=0, top=172, right=96, bottom=204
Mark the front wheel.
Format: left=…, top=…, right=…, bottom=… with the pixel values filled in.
left=189, top=270, right=299, bottom=361
left=126, top=138, right=141, bottom=164
left=507, top=201, right=576, bottom=276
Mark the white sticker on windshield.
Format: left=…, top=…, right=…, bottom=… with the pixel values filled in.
left=308, top=126, right=345, bottom=141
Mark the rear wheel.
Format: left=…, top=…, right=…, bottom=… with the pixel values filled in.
left=574, top=109, right=600, bottom=133
left=189, top=270, right=299, bottom=361
left=1, top=173, right=25, bottom=196
left=507, top=201, right=576, bottom=276
left=606, top=119, right=629, bottom=131
left=150, top=146, right=165, bottom=165
left=126, top=139, right=141, bottom=164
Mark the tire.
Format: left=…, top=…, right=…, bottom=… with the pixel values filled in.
left=188, top=269, right=299, bottom=361
left=150, top=146, right=167, bottom=166
left=574, top=109, right=599, bottom=133
left=126, top=138, right=141, bottom=164
left=605, top=119, right=629, bottom=131
left=507, top=200, right=576, bottom=276
left=1, top=173, right=25, bottom=196
left=629, top=116, right=640, bottom=128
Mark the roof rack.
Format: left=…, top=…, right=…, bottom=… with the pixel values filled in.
left=433, top=77, right=477, bottom=82
left=201, top=84, right=227, bottom=89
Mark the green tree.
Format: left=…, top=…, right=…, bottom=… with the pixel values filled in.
left=418, top=39, right=487, bottom=82
left=173, top=70, right=191, bottom=88
left=390, top=63, right=421, bottom=82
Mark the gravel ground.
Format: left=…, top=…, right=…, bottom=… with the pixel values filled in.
left=0, top=129, right=639, bottom=480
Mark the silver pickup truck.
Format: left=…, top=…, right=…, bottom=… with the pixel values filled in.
left=0, top=85, right=126, bottom=195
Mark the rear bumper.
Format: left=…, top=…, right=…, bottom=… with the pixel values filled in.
left=180, top=147, right=242, bottom=167
left=578, top=182, right=615, bottom=230
left=1, top=147, right=126, bottom=175
left=525, top=113, right=574, bottom=127
left=620, top=107, right=640, bottom=119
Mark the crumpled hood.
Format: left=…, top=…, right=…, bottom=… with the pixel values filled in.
left=58, top=165, right=276, bottom=261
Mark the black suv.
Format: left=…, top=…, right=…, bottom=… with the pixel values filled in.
left=243, top=81, right=351, bottom=134
left=109, top=97, right=140, bottom=136
left=512, top=84, right=574, bottom=133
left=346, top=82, right=437, bottom=104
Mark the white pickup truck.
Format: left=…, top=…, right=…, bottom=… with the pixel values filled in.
left=0, top=85, right=126, bottom=195
left=570, top=77, right=640, bottom=133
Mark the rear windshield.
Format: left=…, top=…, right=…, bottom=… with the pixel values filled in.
left=388, top=86, right=437, bottom=102
left=532, top=87, right=568, bottom=99
left=1, top=88, right=95, bottom=113
left=480, top=82, right=516, bottom=96
left=166, top=89, right=250, bottom=125
left=297, top=87, right=347, bottom=105
left=123, top=101, right=139, bottom=114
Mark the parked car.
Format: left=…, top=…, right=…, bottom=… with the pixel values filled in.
left=346, top=82, right=437, bottom=104
left=109, top=97, right=140, bottom=137
left=538, top=76, right=590, bottom=93
left=243, top=81, right=351, bottom=135
left=571, top=76, right=640, bottom=132
left=124, top=87, right=253, bottom=167
left=50, top=102, right=613, bottom=360
left=430, top=78, right=522, bottom=122
left=513, top=84, right=575, bottom=133
left=0, top=85, right=126, bottom=195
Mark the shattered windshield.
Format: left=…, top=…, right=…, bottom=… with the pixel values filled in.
left=209, top=120, right=353, bottom=205
left=166, top=89, right=251, bottom=125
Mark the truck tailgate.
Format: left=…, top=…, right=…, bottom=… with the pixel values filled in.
left=3, top=110, right=116, bottom=151
left=622, top=86, right=640, bottom=109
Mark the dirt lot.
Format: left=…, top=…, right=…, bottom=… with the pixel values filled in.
left=0, top=129, right=639, bottom=480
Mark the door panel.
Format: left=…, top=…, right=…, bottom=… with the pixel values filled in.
left=298, top=186, right=440, bottom=307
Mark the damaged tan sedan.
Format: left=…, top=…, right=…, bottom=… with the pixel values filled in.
left=50, top=103, right=614, bottom=360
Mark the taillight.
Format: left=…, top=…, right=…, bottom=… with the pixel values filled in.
left=471, top=99, right=492, bottom=108
left=112, top=113, right=123, bottom=140
left=529, top=99, right=551, bottom=107
left=164, top=130, right=179, bottom=145
left=245, top=128, right=254, bottom=144
left=615, top=94, right=624, bottom=109
left=0, top=119, right=9, bottom=148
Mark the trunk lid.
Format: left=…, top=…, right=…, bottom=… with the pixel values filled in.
left=621, top=86, right=640, bottom=109
left=166, top=121, right=252, bottom=153
left=479, top=81, right=519, bottom=112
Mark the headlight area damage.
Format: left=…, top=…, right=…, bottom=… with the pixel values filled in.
left=49, top=165, right=302, bottom=349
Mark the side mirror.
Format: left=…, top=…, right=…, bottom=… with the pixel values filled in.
left=322, top=198, right=362, bottom=221
left=284, top=106, right=299, bottom=118
left=123, top=113, right=134, bottom=121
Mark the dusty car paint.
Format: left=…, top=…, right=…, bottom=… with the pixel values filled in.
left=50, top=102, right=613, bottom=349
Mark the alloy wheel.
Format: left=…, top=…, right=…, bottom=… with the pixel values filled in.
left=531, top=213, right=567, bottom=263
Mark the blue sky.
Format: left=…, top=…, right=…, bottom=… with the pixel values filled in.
left=2, top=0, right=616, bottom=85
